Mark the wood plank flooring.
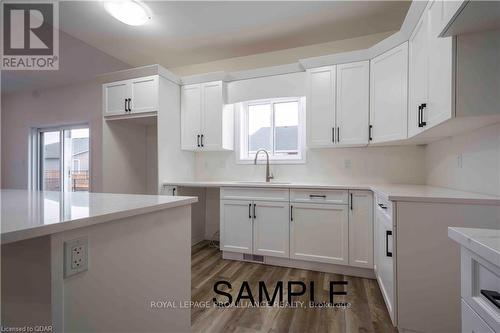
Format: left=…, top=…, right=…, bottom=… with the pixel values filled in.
left=191, top=241, right=397, bottom=333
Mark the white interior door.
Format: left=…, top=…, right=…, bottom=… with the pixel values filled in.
left=220, top=200, right=253, bottom=254
left=103, top=80, right=128, bottom=115
left=306, top=66, right=336, bottom=147
left=200, top=81, right=223, bottom=150
left=370, top=42, right=408, bottom=143
left=130, top=76, right=158, bottom=113
left=181, top=84, right=202, bottom=150
left=290, top=203, right=348, bottom=265
left=408, top=13, right=429, bottom=137
left=336, top=61, right=369, bottom=146
left=252, top=201, right=289, bottom=258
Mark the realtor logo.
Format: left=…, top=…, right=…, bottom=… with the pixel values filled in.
left=1, top=1, right=59, bottom=70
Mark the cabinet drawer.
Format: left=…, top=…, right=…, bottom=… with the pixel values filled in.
left=462, top=299, right=495, bottom=333
left=220, top=187, right=289, bottom=202
left=461, top=248, right=500, bottom=332
left=375, top=194, right=393, bottom=219
left=290, top=189, right=348, bottom=204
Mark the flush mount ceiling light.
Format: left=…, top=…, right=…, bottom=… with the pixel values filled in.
left=103, top=0, right=152, bottom=26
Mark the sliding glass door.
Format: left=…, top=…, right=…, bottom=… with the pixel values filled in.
left=38, top=126, right=90, bottom=192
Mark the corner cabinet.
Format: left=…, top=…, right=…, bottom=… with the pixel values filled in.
left=103, top=75, right=159, bottom=116
left=369, top=42, right=408, bottom=143
left=181, top=81, right=234, bottom=151
left=306, top=61, right=369, bottom=148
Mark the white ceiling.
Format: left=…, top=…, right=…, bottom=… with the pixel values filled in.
left=59, top=1, right=411, bottom=68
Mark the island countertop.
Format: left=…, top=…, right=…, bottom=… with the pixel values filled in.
left=1, top=189, right=197, bottom=244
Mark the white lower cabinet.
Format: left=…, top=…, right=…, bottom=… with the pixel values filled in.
left=462, top=300, right=495, bottom=333
left=220, top=200, right=253, bottom=254
left=290, top=202, right=348, bottom=265
left=253, top=201, right=289, bottom=258
left=348, top=190, right=373, bottom=268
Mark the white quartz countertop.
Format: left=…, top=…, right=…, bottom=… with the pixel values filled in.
left=163, top=181, right=500, bottom=205
left=448, top=227, right=500, bottom=267
left=1, top=190, right=197, bottom=244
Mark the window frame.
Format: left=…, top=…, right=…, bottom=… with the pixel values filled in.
left=30, top=123, right=91, bottom=192
left=236, top=97, right=306, bottom=165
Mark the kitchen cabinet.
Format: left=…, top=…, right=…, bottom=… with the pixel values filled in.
left=103, top=75, right=158, bottom=116
left=290, top=202, right=348, bottom=265
left=348, top=190, right=373, bottom=268
left=369, top=42, right=408, bottom=143
left=181, top=81, right=234, bottom=151
left=306, top=61, right=369, bottom=148
left=252, top=201, right=289, bottom=258
left=220, top=200, right=253, bottom=254
left=408, top=1, right=454, bottom=137
left=336, top=61, right=370, bottom=146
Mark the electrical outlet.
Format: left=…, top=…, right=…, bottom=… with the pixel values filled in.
left=456, top=153, right=463, bottom=169
left=64, top=237, right=88, bottom=278
left=344, top=159, right=352, bottom=169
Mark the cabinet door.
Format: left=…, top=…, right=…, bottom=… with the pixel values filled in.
left=181, top=84, right=202, bottom=150
left=427, top=0, right=454, bottom=129
left=370, top=42, right=408, bottom=143
left=408, top=13, right=429, bottom=137
left=290, top=203, right=348, bottom=265
left=336, top=61, right=369, bottom=146
left=306, top=66, right=336, bottom=147
left=220, top=200, right=253, bottom=254
left=130, top=76, right=158, bottom=113
left=201, top=81, right=223, bottom=150
left=103, top=80, right=128, bottom=115
left=462, top=299, right=495, bottom=333
left=253, top=201, right=289, bottom=258
left=348, top=191, right=373, bottom=268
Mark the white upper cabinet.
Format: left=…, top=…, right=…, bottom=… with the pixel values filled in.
left=369, top=42, right=408, bottom=143
left=336, top=61, right=370, bottom=146
left=103, top=75, right=159, bottom=116
left=408, top=1, right=454, bottom=137
left=181, top=81, right=234, bottom=151
left=306, top=62, right=369, bottom=148
left=306, top=66, right=336, bottom=147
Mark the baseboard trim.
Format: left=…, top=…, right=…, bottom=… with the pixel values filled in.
left=222, top=251, right=375, bottom=279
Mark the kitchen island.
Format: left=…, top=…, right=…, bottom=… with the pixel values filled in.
left=1, top=189, right=197, bottom=333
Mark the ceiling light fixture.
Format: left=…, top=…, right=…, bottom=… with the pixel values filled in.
left=103, top=0, right=152, bottom=26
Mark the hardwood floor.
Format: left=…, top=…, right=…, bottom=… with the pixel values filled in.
left=191, top=241, right=396, bottom=333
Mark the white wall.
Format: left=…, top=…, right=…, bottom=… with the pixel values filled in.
left=425, top=123, right=500, bottom=196
left=1, top=81, right=103, bottom=191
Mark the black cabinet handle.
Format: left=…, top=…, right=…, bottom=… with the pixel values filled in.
left=378, top=203, right=387, bottom=210
left=309, top=194, right=326, bottom=199
left=421, top=103, right=427, bottom=127
left=480, top=290, right=500, bottom=309
left=290, top=205, right=293, bottom=221
left=248, top=203, right=252, bottom=219
left=386, top=230, right=392, bottom=257
left=337, top=126, right=340, bottom=142
left=369, top=125, right=373, bottom=141
left=253, top=204, right=256, bottom=219
left=197, top=135, right=200, bottom=147
left=332, top=127, right=335, bottom=143
left=124, top=99, right=127, bottom=112
left=200, top=134, right=204, bottom=147
left=172, top=188, right=176, bottom=196
left=350, top=193, right=353, bottom=210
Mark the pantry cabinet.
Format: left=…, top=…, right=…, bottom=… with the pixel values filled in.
left=103, top=75, right=158, bottom=116
left=348, top=190, right=373, bottom=268
left=306, top=61, right=369, bottom=148
left=369, top=42, right=408, bottom=143
left=408, top=1, right=454, bottom=137
left=181, top=81, right=234, bottom=151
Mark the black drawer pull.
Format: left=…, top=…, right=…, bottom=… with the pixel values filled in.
left=386, top=230, right=392, bottom=257
left=378, top=203, right=387, bottom=210
left=481, top=289, right=500, bottom=309
left=309, top=195, right=327, bottom=199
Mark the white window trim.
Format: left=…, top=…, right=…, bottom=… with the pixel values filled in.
left=235, top=97, right=306, bottom=165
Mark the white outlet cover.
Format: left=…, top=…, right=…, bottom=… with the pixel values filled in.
left=64, top=237, right=88, bottom=278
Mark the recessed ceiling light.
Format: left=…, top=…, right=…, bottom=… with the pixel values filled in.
left=103, top=0, right=152, bottom=26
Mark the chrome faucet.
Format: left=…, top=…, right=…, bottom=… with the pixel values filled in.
left=254, top=149, right=274, bottom=182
